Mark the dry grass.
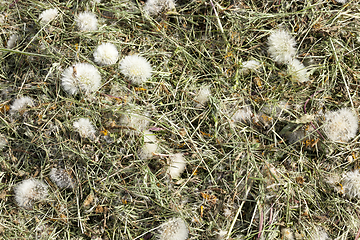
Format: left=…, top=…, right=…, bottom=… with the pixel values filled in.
left=1, top=0, right=360, bottom=239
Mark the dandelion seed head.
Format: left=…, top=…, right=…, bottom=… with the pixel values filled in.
left=194, top=86, right=211, bottom=105
left=14, top=179, right=48, bottom=209
left=268, top=29, right=296, bottom=64
left=10, top=96, right=34, bottom=113
left=281, top=228, right=295, bottom=240
left=139, top=130, right=158, bottom=159
left=144, top=0, right=176, bottom=16
left=61, top=63, right=101, bottom=95
left=217, top=230, right=228, bottom=240
left=139, top=143, right=158, bottom=160
left=0, top=134, right=7, bottom=150
left=231, top=106, right=252, bottom=123
left=39, top=8, right=58, bottom=24
left=325, top=172, right=343, bottom=193
left=223, top=208, right=232, bottom=218
left=241, top=60, right=262, bottom=75
left=261, top=101, right=290, bottom=117
left=288, top=59, right=309, bottom=82
left=143, top=130, right=157, bottom=143
left=73, top=118, right=96, bottom=139
left=120, top=111, right=150, bottom=132
left=93, top=43, right=118, bottom=66
left=309, top=227, right=330, bottom=240
left=326, top=174, right=341, bottom=186
left=7, top=34, right=18, bottom=49
left=323, top=108, right=358, bottom=142
left=168, top=153, right=186, bottom=179
left=159, top=218, right=188, bottom=240
left=76, top=12, right=97, bottom=31
left=342, top=170, right=360, bottom=199
left=50, top=168, right=75, bottom=189
left=119, top=55, right=152, bottom=85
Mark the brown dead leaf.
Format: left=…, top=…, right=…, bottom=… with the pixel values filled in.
left=0, top=105, right=10, bottom=113
left=95, top=205, right=104, bottom=214
left=296, top=176, right=304, bottom=185
left=59, top=213, right=68, bottom=223
left=83, top=193, right=94, bottom=207
left=200, top=192, right=217, bottom=205
left=0, top=190, right=7, bottom=200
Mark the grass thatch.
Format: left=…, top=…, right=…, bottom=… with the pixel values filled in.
left=1, top=0, right=360, bottom=239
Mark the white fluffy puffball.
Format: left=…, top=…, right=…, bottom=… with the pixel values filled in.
left=139, top=143, right=158, bottom=160
left=323, top=108, right=358, bottom=142
left=143, top=130, right=157, bottom=143
left=268, top=29, right=297, bottom=64
left=194, top=86, right=211, bottom=105
left=61, top=63, right=101, bottom=95
left=39, top=8, right=58, bottom=24
left=287, top=59, right=309, bottom=82
left=119, top=55, right=152, bottom=85
left=139, top=130, right=158, bottom=159
left=342, top=170, right=360, bottom=199
left=158, top=218, right=188, bottom=240
left=309, top=227, right=330, bottom=240
left=120, top=111, right=150, bottom=132
left=73, top=118, right=96, bottom=139
left=76, top=12, right=98, bottom=31
left=10, top=96, right=34, bottom=113
left=281, top=228, right=295, bottom=240
left=7, top=34, right=18, bottom=49
left=50, top=168, right=75, bottom=189
left=144, top=0, right=176, bottom=16
left=14, top=179, right=48, bottom=209
left=167, top=153, right=186, bottom=179
left=217, top=230, right=228, bottom=240
left=240, top=60, right=262, bottom=75
left=93, top=43, right=119, bottom=66
left=231, top=106, right=252, bottom=123
left=0, top=134, right=7, bottom=151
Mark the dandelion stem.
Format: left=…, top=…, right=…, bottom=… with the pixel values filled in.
left=148, top=127, right=164, bottom=131
left=102, top=93, right=124, bottom=101
left=310, top=122, right=324, bottom=140
left=356, top=227, right=360, bottom=240
left=268, top=206, right=273, bottom=225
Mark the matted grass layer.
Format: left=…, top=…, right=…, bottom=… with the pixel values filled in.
left=1, top=0, right=360, bottom=239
